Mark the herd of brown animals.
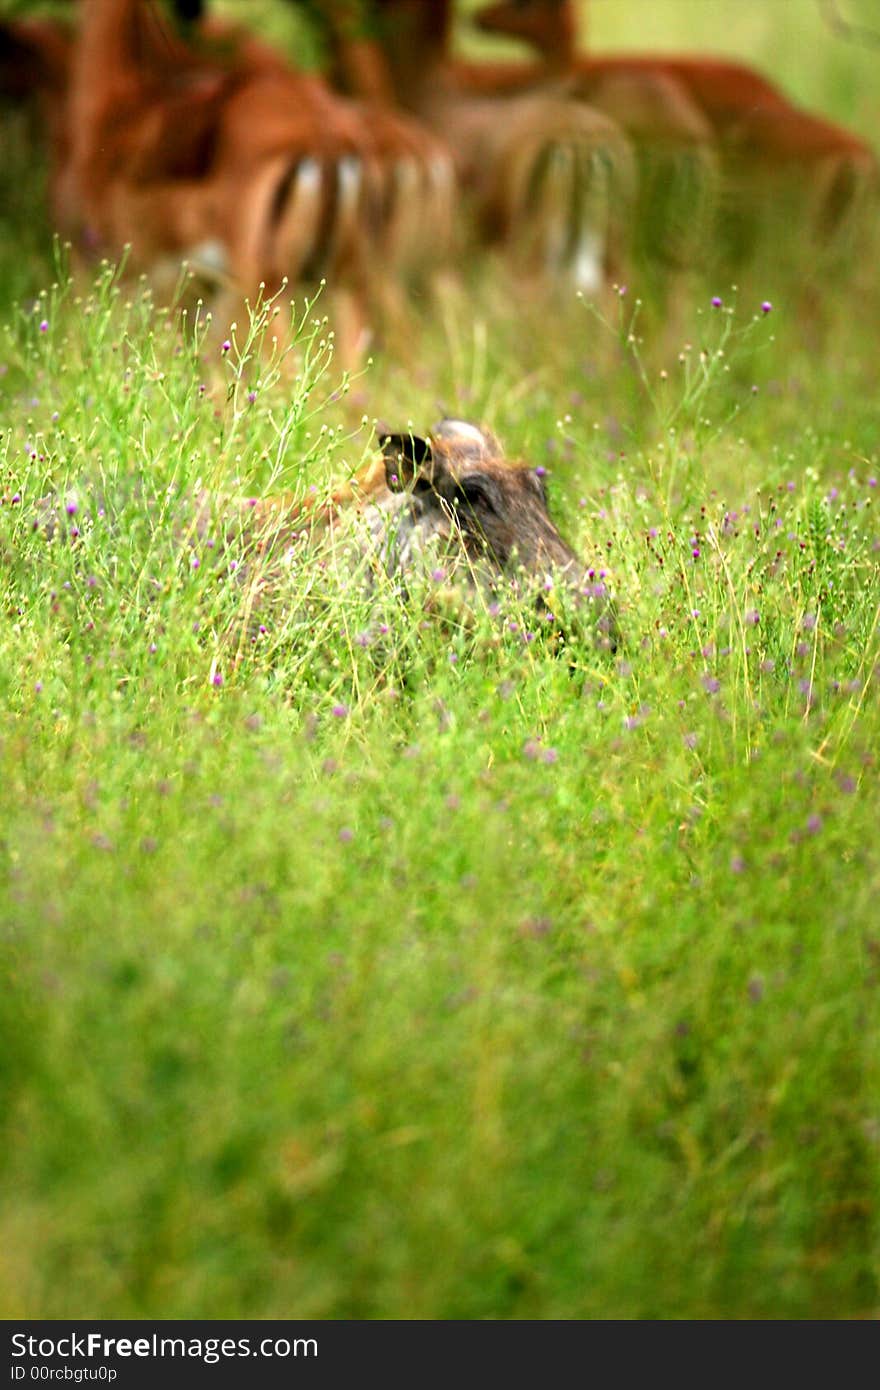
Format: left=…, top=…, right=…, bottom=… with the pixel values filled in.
left=2, top=0, right=876, bottom=357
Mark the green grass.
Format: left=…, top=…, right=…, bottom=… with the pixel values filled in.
left=0, top=3, right=879, bottom=1320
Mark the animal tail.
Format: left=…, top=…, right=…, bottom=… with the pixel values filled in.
left=360, top=120, right=457, bottom=275
left=812, top=144, right=879, bottom=250
left=486, top=96, right=636, bottom=289
left=566, top=67, right=720, bottom=274
left=633, top=140, right=720, bottom=271
left=714, top=113, right=879, bottom=267
left=235, top=148, right=371, bottom=294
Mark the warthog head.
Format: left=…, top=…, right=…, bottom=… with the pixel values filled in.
left=335, top=419, right=616, bottom=646
left=368, top=418, right=582, bottom=582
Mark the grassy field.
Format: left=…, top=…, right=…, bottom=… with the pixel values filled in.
left=0, top=1, right=878, bottom=1319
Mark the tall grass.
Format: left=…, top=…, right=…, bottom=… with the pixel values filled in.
left=0, top=0, right=878, bottom=1320
left=0, top=247, right=877, bottom=1317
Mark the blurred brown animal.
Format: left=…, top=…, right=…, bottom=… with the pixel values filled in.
left=475, top=0, right=878, bottom=253
left=30, top=1, right=454, bottom=357
left=361, top=1, right=715, bottom=276
left=325, top=1, right=636, bottom=289
left=0, top=15, right=76, bottom=224
left=189, top=7, right=456, bottom=277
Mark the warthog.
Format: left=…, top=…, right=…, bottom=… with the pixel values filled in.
left=33, top=420, right=616, bottom=649
left=227, top=419, right=616, bottom=646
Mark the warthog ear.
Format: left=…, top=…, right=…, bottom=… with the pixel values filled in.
left=379, top=431, right=434, bottom=491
